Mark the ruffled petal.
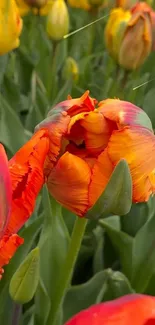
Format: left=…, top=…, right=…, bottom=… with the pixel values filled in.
left=89, top=149, right=114, bottom=207
left=107, top=126, right=155, bottom=202
left=7, top=129, right=49, bottom=235
left=0, top=145, right=12, bottom=238
left=0, top=234, right=24, bottom=277
left=47, top=152, right=91, bottom=216
left=98, top=99, right=153, bottom=131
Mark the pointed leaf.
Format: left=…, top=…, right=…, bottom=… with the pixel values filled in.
left=87, top=159, right=132, bottom=219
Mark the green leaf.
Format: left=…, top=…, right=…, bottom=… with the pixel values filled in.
left=9, top=247, right=40, bottom=304
left=103, top=270, right=134, bottom=301
left=0, top=54, right=8, bottom=85
left=121, top=196, right=155, bottom=237
left=99, top=216, right=133, bottom=279
left=0, top=94, right=27, bottom=154
left=131, top=211, right=155, bottom=292
left=34, top=186, right=70, bottom=325
left=63, top=271, right=107, bottom=323
left=86, top=159, right=132, bottom=220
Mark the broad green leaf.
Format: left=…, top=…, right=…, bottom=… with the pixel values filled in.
left=103, top=270, right=134, bottom=301
left=63, top=271, right=107, bottom=323
left=34, top=186, right=70, bottom=325
left=131, top=211, right=155, bottom=292
left=87, top=159, right=132, bottom=220
left=0, top=94, right=27, bottom=154
left=9, top=247, right=40, bottom=304
left=99, top=216, right=133, bottom=279
left=0, top=54, right=8, bottom=85
left=121, top=197, right=155, bottom=237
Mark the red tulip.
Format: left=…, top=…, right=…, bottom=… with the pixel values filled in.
left=65, top=294, right=155, bottom=325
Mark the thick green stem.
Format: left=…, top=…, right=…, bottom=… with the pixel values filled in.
left=47, top=217, right=88, bottom=325
left=47, top=41, right=59, bottom=100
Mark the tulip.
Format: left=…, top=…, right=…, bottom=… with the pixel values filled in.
left=16, top=0, right=54, bottom=16
left=0, top=0, right=23, bottom=55
left=105, top=8, right=152, bottom=70
left=131, top=2, right=155, bottom=51
left=46, top=0, right=69, bottom=41
left=62, top=57, right=79, bottom=82
left=65, top=294, right=155, bottom=325
left=0, top=130, right=49, bottom=277
left=35, top=91, right=155, bottom=217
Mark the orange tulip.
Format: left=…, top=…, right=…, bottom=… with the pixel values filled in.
left=0, top=129, right=49, bottom=277
left=105, top=7, right=152, bottom=70
left=131, top=1, right=155, bottom=51
left=65, top=294, right=155, bottom=325
left=35, top=91, right=155, bottom=217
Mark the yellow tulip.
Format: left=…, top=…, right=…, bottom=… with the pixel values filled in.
left=46, top=0, right=69, bottom=41
left=0, top=0, right=23, bottom=55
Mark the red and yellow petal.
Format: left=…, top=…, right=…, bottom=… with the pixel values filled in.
left=0, top=144, right=12, bottom=237
left=65, top=294, right=155, bottom=325
left=98, top=99, right=153, bottom=131
left=47, top=152, right=91, bottom=216
left=0, top=234, right=24, bottom=278
left=7, top=130, right=49, bottom=235
left=89, top=149, right=114, bottom=207
left=107, top=126, right=155, bottom=202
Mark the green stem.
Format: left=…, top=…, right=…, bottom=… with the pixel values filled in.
left=47, top=217, right=88, bottom=325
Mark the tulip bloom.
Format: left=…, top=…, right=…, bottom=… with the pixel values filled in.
left=105, top=8, right=152, bottom=70
left=0, top=0, right=23, bottom=55
left=0, top=130, right=49, bottom=277
left=65, top=294, right=155, bottom=325
left=35, top=91, right=155, bottom=217
left=46, top=0, right=69, bottom=41
left=15, top=0, right=54, bottom=16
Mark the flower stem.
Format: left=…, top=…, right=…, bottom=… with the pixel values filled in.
left=47, top=217, right=88, bottom=325
left=11, top=304, right=21, bottom=325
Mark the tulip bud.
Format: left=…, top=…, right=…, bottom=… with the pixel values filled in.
left=46, top=0, right=69, bottom=41
left=119, top=12, right=152, bottom=70
left=9, top=247, right=40, bottom=304
left=104, top=8, right=131, bottom=60
left=24, top=0, right=48, bottom=8
left=62, top=57, right=79, bottom=82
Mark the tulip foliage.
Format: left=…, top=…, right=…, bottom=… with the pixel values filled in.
left=1, top=1, right=155, bottom=325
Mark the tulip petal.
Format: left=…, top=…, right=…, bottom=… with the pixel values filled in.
left=107, top=126, right=155, bottom=202
left=0, top=144, right=12, bottom=238
left=98, top=99, right=153, bottom=131
left=0, top=234, right=24, bottom=278
left=47, top=152, right=91, bottom=216
left=7, top=129, right=49, bottom=235
left=65, top=294, right=155, bottom=325
left=89, top=149, right=114, bottom=207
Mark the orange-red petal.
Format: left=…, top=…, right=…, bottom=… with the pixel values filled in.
left=7, top=129, right=49, bottom=235
left=98, top=99, right=153, bottom=131
left=0, top=234, right=24, bottom=277
left=47, top=152, right=91, bottom=216
left=89, top=149, right=114, bottom=207
left=107, top=126, right=155, bottom=202
left=0, top=144, right=12, bottom=238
